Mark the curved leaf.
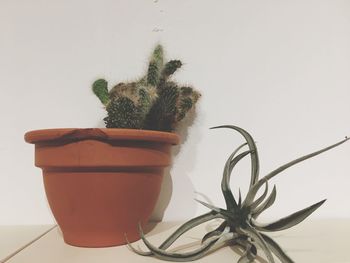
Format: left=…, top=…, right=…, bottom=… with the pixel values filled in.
left=236, top=238, right=257, bottom=263
left=195, top=199, right=232, bottom=219
left=263, top=137, right=349, bottom=182
left=245, top=137, right=348, bottom=206
left=238, top=225, right=275, bottom=263
left=252, top=199, right=326, bottom=232
left=139, top=223, right=220, bottom=262
left=250, top=181, right=269, bottom=209
left=261, top=233, right=294, bottom=263
left=222, top=149, right=251, bottom=211
left=201, top=221, right=227, bottom=244
left=252, top=185, right=277, bottom=219
left=242, top=179, right=267, bottom=207
left=159, top=211, right=221, bottom=250
left=238, top=254, right=252, bottom=263
left=125, top=233, right=152, bottom=256
left=211, top=125, right=260, bottom=188
left=238, top=188, right=242, bottom=207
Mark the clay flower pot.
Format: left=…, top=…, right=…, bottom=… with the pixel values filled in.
left=25, top=128, right=179, bottom=247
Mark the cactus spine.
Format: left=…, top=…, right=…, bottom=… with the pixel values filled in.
left=92, top=44, right=201, bottom=131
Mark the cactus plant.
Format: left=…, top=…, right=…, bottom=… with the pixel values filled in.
left=92, top=45, right=201, bottom=131
left=127, top=125, right=349, bottom=262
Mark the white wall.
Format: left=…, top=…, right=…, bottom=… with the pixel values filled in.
left=1, top=0, right=350, bottom=225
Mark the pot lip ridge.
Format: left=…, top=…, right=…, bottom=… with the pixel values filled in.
left=24, top=128, right=180, bottom=145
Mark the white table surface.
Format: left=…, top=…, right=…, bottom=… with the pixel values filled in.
left=0, top=225, right=54, bottom=263
left=2, top=220, right=350, bottom=263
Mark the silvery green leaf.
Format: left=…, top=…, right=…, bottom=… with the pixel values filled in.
left=238, top=254, right=252, bottom=263
left=237, top=245, right=256, bottom=263
left=252, top=199, right=326, bottom=232
left=159, top=212, right=221, bottom=250
left=210, top=228, right=240, bottom=251
left=252, top=185, right=277, bottom=219
left=138, top=224, right=219, bottom=262
left=222, top=149, right=251, bottom=211
left=250, top=180, right=269, bottom=209
left=238, top=225, right=275, bottom=263
left=242, top=178, right=267, bottom=207
left=236, top=238, right=257, bottom=263
left=261, top=233, right=294, bottom=263
left=238, top=188, right=242, bottom=207
left=245, top=137, right=348, bottom=207
left=195, top=199, right=232, bottom=219
left=195, top=199, right=221, bottom=213
left=125, top=233, right=152, bottom=256
left=263, top=137, right=349, bottom=182
left=201, top=221, right=227, bottom=244
left=211, top=125, right=260, bottom=187
left=129, top=212, right=221, bottom=253
left=127, top=213, right=220, bottom=256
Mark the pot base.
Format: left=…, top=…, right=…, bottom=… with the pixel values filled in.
left=43, top=170, right=163, bottom=247
left=62, top=226, right=144, bottom=247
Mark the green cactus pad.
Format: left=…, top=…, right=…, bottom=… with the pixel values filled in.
left=92, top=79, right=109, bottom=105
left=104, top=98, right=143, bottom=128
left=161, top=60, right=182, bottom=80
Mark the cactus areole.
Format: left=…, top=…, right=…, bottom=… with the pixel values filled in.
left=25, top=128, right=179, bottom=247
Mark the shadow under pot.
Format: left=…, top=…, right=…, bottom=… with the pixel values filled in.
left=24, top=128, right=179, bottom=247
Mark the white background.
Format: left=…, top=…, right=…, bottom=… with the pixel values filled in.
left=1, top=0, right=350, bottom=225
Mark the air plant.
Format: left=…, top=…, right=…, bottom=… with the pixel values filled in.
left=127, top=125, right=349, bottom=262
left=92, top=44, right=201, bottom=131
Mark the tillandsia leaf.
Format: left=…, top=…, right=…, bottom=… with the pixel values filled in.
left=244, top=137, right=349, bottom=206
left=252, top=199, right=326, bottom=232
left=237, top=241, right=257, bottom=263
left=238, top=225, right=275, bottom=263
left=238, top=188, right=242, bottom=207
left=201, top=221, right=227, bottom=244
left=211, top=125, right=260, bottom=187
left=238, top=254, right=253, bottom=263
left=195, top=199, right=222, bottom=213
left=250, top=181, right=269, bottom=210
left=261, top=233, right=294, bottom=263
left=252, top=185, right=277, bottom=219
left=228, top=150, right=252, bottom=179
left=138, top=224, right=220, bottom=262
left=127, top=212, right=221, bottom=256
left=222, top=149, right=251, bottom=211
left=195, top=199, right=233, bottom=219
left=125, top=233, right=152, bottom=256
left=263, top=137, right=350, bottom=182
left=223, top=143, right=247, bottom=209
left=228, top=143, right=249, bottom=172
left=242, top=179, right=267, bottom=208
left=158, top=211, right=221, bottom=250
left=236, top=238, right=258, bottom=256
left=211, top=230, right=241, bottom=251
left=238, top=255, right=253, bottom=263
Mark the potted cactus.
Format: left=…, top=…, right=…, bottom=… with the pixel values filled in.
left=24, top=45, right=201, bottom=247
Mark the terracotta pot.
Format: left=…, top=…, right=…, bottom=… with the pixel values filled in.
left=24, top=128, right=179, bottom=247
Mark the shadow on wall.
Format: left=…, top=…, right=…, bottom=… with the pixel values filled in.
left=150, top=109, right=199, bottom=222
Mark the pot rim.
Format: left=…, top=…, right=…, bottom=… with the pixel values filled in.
left=24, top=128, right=180, bottom=145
